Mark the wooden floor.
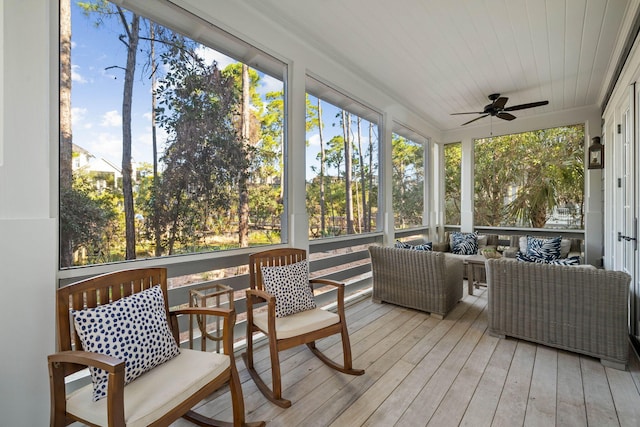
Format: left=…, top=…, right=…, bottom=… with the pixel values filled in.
left=172, top=284, right=640, bottom=427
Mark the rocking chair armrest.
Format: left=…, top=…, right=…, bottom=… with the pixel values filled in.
left=48, top=350, right=126, bottom=425
left=48, top=350, right=125, bottom=374
left=310, top=278, right=346, bottom=313
left=171, top=306, right=234, bottom=320
left=310, top=278, right=344, bottom=289
left=246, top=288, right=276, bottom=304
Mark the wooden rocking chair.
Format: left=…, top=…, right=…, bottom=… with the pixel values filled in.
left=48, top=267, right=264, bottom=427
left=242, top=248, right=364, bottom=408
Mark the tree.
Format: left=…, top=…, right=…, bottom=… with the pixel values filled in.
left=60, top=173, right=116, bottom=264
left=342, top=111, right=354, bottom=234
left=222, top=63, right=263, bottom=247
left=444, top=143, right=462, bottom=225
left=155, top=49, right=246, bottom=254
left=392, top=135, right=424, bottom=228
left=474, top=125, right=584, bottom=228
left=59, top=0, right=73, bottom=267
left=78, top=1, right=139, bottom=259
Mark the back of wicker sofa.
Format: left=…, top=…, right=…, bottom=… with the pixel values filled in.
left=486, top=258, right=630, bottom=369
left=368, top=246, right=463, bottom=319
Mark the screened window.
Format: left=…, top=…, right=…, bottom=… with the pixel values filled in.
left=59, top=1, right=285, bottom=268
left=444, top=143, right=462, bottom=225
left=392, top=130, right=425, bottom=229
left=305, top=78, right=380, bottom=239
left=474, top=124, right=584, bottom=229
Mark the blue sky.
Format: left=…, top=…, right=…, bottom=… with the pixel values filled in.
left=69, top=2, right=373, bottom=178
left=70, top=3, right=281, bottom=167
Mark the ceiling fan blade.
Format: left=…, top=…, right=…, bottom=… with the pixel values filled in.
left=461, top=114, right=489, bottom=126
left=493, top=96, right=508, bottom=109
left=451, top=111, right=485, bottom=115
left=503, top=100, right=549, bottom=112
left=496, top=112, right=516, bottom=121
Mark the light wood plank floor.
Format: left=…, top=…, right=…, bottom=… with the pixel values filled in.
left=172, top=284, right=640, bottom=427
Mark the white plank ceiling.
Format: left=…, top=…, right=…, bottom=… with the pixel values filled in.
left=244, top=0, right=638, bottom=131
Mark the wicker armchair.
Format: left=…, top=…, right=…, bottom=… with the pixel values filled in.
left=486, top=258, right=630, bottom=369
left=368, top=246, right=464, bottom=319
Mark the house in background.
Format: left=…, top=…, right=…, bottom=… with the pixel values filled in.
left=2, top=1, right=640, bottom=425
left=73, top=143, right=125, bottom=191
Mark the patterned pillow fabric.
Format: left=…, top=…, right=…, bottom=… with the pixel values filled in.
left=72, top=285, right=180, bottom=401
left=394, top=240, right=433, bottom=251
left=261, top=259, right=316, bottom=318
left=516, top=252, right=580, bottom=265
left=550, top=256, right=581, bottom=265
left=525, top=235, right=562, bottom=261
left=451, top=232, right=478, bottom=255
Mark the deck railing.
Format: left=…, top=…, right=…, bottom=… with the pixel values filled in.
left=57, top=225, right=583, bottom=348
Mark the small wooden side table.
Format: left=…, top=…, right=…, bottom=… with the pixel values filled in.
left=189, top=283, right=234, bottom=352
left=465, top=254, right=487, bottom=296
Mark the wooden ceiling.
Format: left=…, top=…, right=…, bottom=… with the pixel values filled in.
left=244, top=0, right=638, bottom=131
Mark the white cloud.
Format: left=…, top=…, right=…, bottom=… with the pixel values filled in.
left=71, top=64, right=88, bottom=84
left=101, top=110, right=122, bottom=127
left=308, top=133, right=320, bottom=146
left=84, top=132, right=123, bottom=165
left=195, top=45, right=235, bottom=70
left=71, top=107, right=92, bottom=129
left=260, top=74, right=283, bottom=95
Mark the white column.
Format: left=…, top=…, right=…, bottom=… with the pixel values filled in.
left=380, top=112, right=394, bottom=245
left=460, top=137, right=475, bottom=232
left=430, top=141, right=445, bottom=243
left=0, top=1, right=57, bottom=425
left=287, top=62, right=310, bottom=251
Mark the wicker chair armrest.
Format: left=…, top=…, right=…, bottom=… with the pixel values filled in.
left=432, top=241, right=450, bottom=252
left=502, top=247, right=518, bottom=258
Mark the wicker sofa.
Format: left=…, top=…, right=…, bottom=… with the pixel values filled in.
left=432, top=232, right=499, bottom=255
left=503, top=235, right=583, bottom=261
left=368, top=246, right=463, bottom=319
left=486, top=258, right=630, bottom=369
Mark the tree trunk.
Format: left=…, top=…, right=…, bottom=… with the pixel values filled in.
left=150, top=23, right=162, bottom=257
left=318, top=99, right=326, bottom=235
left=120, top=11, right=140, bottom=260
left=357, top=117, right=366, bottom=232
left=368, top=123, right=374, bottom=231
left=59, top=0, right=73, bottom=267
left=238, top=64, right=251, bottom=248
left=343, top=111, right=354, bottom=234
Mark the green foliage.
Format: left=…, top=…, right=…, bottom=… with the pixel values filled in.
left=64, top=1, right=289, bottom=266
left=60, top=172, right=118, bottom=264
left=392, top=134, right=424, bottom=229
left=444, top=143, right=462, bottom=224
left=474, top=125, right=584, bottom=228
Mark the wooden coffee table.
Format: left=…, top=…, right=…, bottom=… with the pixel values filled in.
left=465, top=254, right=487, bottom=296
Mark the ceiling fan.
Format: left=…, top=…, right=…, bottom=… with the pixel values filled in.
left=451, top=93, right=549, bottom=126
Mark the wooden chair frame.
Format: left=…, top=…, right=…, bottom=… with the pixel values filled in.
left=48, top=267, right=264, bottom=427
left=242, top=248, right=364, bottom=408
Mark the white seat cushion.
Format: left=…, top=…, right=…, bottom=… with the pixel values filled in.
left=253, top=307, right=340, bottom=339
left=66, top=349, right=229, bottom=427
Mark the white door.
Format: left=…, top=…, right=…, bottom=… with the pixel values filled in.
left=617, top=86, right=636, bottom=336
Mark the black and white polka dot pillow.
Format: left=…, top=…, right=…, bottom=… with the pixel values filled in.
left=261, top=259, right=316, bottom=318
left=72, top=285, right=180, bottom=401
